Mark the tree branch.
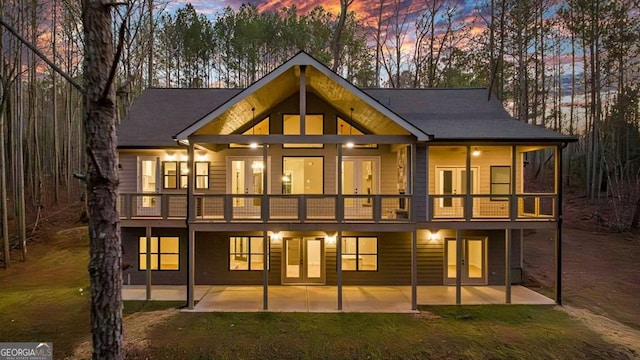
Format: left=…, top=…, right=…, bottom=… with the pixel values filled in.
left=101, top=5, right=130, bottom=102
left=0, top=17, right=84, bottom=93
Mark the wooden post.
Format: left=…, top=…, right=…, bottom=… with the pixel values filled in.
left=456, top=229, right=462, bottom=305
left=145, top=226, right=152, bottom=301
left=556, top=145, right=563, bottom=305
left=187, top=141, right=195, bottom=309
left=411, top=230, right=417, bottom=310
left=505, top=229, right=511, bottom=303
left=337, top=230, right=343, bottom=311
left=299, top=65, right=306, bottom=135
left=263, top=230, right=268, bottom=310
left=465, top=146, right=472, bottom=220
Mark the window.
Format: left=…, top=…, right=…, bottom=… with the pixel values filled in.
left=341, top=237, right=377, bottom=271
left=284, top=114, right=323, bottom=148
left=195, top=162, right=209, bottom=189
left=337, top=117, right=376, bottom=148
left=230, top=117, right=269, bottom=148
left=229, top=237, right=267, bottom=270
left=282, top=157, right=323, bottom=194
left=490, top=166, right=511, bottom=200
left=163, top=161, right=209, bottom=189
left=139, top=237, right=179, bottom=270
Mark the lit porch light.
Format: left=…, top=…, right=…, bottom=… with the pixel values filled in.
left=270, top=232, right=282, bottom=242
left=250, top=143, right=259, bottom=149
left=472, top=147, right=481, bottom=157
left=428, top=230, right=440, bottom=242
left=346, top=142, right=355, bottom=148
left=325, top=235, right=336, bottom=245
left=197, top=151, right=207, bottom=161
left=166, top=152, right=176, bottom=161
left=180, top=154, right=188, bottom=162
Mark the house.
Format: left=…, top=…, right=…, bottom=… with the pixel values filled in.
left=117, top=52, right=575, bottom=310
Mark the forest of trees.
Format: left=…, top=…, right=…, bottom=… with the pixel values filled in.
left=1, top=0, right=640, bottom=263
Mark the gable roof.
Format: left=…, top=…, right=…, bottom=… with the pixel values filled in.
left=174, top=52, right=431, bottom=141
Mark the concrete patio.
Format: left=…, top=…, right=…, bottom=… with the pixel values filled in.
left=122, top=285, right=554, bottom=312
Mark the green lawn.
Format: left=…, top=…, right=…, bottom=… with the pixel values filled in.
left=0, top=227, right=630, bottom=359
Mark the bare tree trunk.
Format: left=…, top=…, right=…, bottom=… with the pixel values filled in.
left=81, top=0, right=123, bottom=358
left=331, top=0, right=354, bottom=72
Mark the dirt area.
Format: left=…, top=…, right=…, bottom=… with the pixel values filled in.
left=67, top=309, right=179, bottom=359
left=523, top=222, right=640, bottom=355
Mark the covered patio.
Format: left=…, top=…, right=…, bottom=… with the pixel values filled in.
left=122, top=285, right=554, bottom=313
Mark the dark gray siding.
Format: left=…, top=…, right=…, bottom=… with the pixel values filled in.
left=122, top=227, right=188, bottom=285
left=414, top=146, right=427, bottom=221
left=195, top=232, right=281, bottom=285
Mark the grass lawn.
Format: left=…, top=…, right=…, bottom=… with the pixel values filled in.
left=139, top=306, right=627, bottom=360
left=0, top=226, right=631, bottom=359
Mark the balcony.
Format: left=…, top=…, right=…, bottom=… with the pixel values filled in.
left=428, top=194, right=556, bottom=221
left=119, top=193, right=412, bottom=223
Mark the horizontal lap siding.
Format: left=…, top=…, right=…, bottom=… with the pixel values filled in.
left=122, top=227, right=189, bottom=285
left=416, top=230, right=443, bottom=285
left=195, top=232, right=280, bottom=285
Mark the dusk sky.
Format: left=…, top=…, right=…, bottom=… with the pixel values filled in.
left=166, top=0, right=479, bottom=26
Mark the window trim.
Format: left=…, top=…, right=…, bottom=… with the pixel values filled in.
left=229, top=236, right=269, bottom=271
left=138, top=236, right=180, bottom=271
left=490, top=166, right=511, bottom=201
left=162, top=161, right=209, bottom=190
left=341, top=236, right=378, bottom=272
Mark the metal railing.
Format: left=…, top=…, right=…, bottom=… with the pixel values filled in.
left=119, top=193, right=412, bottom=223
left=429, top=194, right=556, bottom=221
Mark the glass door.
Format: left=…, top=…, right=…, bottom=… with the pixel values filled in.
left=229, top=157, right=266, bottom=218
left=342, top=157, right=378, bottom=219
left=444, top=237, right=487, bottom=285
left=282, top=237, right=325, bottom=284
left=137, top=157, right=160, bottom=216
left=436, top=167, right=478, bottom=218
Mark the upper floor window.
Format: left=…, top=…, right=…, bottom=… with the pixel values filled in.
left=230, top=117, right=269, bottom=148
left=490, top=166, right=511, bottom=200
left=284, top=114, right=323, bottom=148
left=163, top=161, right=209, bottom=189
left=338, top=117, right=376, bottom=148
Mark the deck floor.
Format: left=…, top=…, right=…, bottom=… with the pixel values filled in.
left=122, top=285, right=554, bottom=313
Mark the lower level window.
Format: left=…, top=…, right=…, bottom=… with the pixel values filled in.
left=139, top=236, right=179, bottom=270
left=230, top=237, right=266, bottom=270
left=341, top=237, right=378, bottom=271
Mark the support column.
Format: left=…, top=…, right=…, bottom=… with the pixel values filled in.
left=187, top=229, right=195, bottom=309
left=465, top=146, right=472, bottom=220
left=511, top=145, right=518, bottom=220
left=456, top=229, right=462, bottom=305
left=145, top=226, right=152, bottom=301
left=411, top=230, right=417, bottom=311
left=299, top=65, right=306, bottom=135
left=556, top=145, right=563, bottom=305
left=186, top=141, right=195, bottom=309
left=263, top=230, right=268, bottom=310
left=337, top=230, right=343, bottom=311
left=505, top=229, right=511, bottom=304
left=262, top=145, right=268, bottom=221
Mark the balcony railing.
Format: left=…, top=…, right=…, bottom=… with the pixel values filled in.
left=119, top=193, right=412, bottom=223
left=429, top=194, right=556, bottom=221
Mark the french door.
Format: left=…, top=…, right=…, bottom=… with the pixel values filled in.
left=445, top=237, right=487, bottom=285
left=435, top=167, right=478, bottom=218
left=282, top=237, right=325, bottom=284
left=342, top=157, right=379, bottom=218
left=228, top=157, right=267, bottom=217
left=137, top=156, right=161, bottom=216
